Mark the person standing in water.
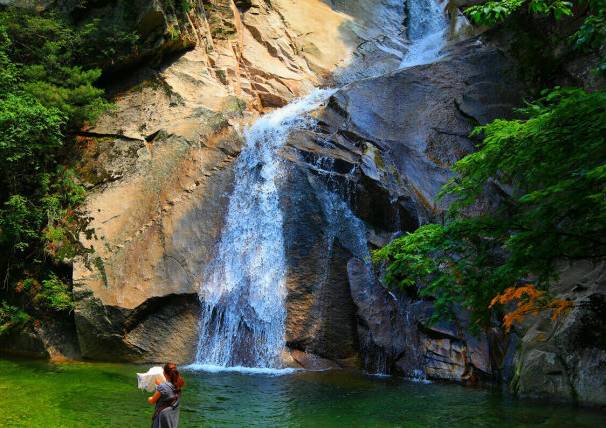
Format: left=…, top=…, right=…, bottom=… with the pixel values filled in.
left=148, top=363, right=185, bottom=428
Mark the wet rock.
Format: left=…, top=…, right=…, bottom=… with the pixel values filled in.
left=281, top=167, right=360, bottom=363
left=288, top=349, right=341, bottom=370
left=280, top=35, right=522, bottom=380
left=282, top=37, right=524, bottom=249
left=347, top=258, right=408, bottom=373
left=321, top=36, right=523, bottom=222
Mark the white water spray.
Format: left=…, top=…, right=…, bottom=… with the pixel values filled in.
left=193, top=89, right=336, bottom=369
left=400, top=0, right=448, bottom=68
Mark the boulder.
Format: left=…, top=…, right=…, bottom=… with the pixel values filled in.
left=75, top=293, right=201, bottom=363
left=512, top=261, right=606, bottom=406
left=0, top=313, right=80, bottom=361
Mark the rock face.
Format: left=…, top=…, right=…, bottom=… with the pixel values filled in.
left=71, top=0, right=526, bottom=378
left=71, top=0, right=410, bottom=363
left=290, top=35, right=606, bottom=403
left=512, top=261, right=606, bottom=406
left=310, top=36, right=523, bottom=218
left=277, top=35, right=523, bottom=378
left=279, top=168, right=364, bottom=367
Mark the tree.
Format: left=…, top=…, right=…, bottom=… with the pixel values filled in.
left=466, top=0, right=606, bottom=73
left=465, top=0, right=574, bottom=25
left=374, top=88, right=606, bottom=331
left=0, top=8, right=114, bottom=334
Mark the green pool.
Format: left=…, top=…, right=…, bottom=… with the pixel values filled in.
left=0, top=358, right=604, bottom=427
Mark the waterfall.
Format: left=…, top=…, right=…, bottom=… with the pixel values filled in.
left=192, top=89, right=335, bottom=369
left=192, top=0, right=448, bottom=371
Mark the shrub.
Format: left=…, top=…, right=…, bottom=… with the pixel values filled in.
left=0, top=301, right=31, bottom=336
left=34, top=274, right=75, bottom=312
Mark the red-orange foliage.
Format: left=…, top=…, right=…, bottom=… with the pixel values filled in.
left=489, top=285, right=573, bottom=331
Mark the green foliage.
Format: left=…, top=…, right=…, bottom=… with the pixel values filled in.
left=0, top=94, right=64, bottom=173
left=0, top=301, right=31, bottom=336
left=167, top=24, right=181, bottom=40
left=375, top=88, right=606, bottom=330
left=76, top=18, right=140, bottom=68
left=373, top=221, right=517, bottom=330
left=15, top=274, right=74, bottom=313
left=466, top=0, right=606, bottom=75
left=414, top=0, right=606, bottom=330
left=0, top=10, right=111, bottom=127
left=0, top=30, right=16, bottom=93
left=447, top=88, right=606, bottom=265
left=0, top=6, right=139, bottom=69
left=0, top=8, right=123, bottom=321
left=0, top=12, right=98, bottom=272
left=0, top=195, right=44, bottom=253
left=465, top=0, right=573, bottom=25
left=169, top=0, right=192, bottom=14
left=573, top=0, right=606, bottom=73
left=35, top=274, right=75, bottom=312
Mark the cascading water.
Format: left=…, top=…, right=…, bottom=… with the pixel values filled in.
left=192, top=89, right=335, bottom=369
left=192, top=0, right=448, bottom=371
left=400, top=0, right=448, bottom=67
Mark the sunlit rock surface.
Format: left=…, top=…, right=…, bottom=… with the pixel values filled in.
left=71, top=0, right=412, bottom=363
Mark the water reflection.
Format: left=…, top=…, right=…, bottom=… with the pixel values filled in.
left=181, top=369, right=606, bottom=428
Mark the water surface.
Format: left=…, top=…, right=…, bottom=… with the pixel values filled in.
left=1, top=358, right=604, bottom=427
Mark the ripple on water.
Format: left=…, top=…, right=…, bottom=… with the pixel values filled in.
left=184, top=363, right=301, bottom=376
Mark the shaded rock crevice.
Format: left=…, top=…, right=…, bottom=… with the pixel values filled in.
left=74, top=292, right=201, bottom=363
